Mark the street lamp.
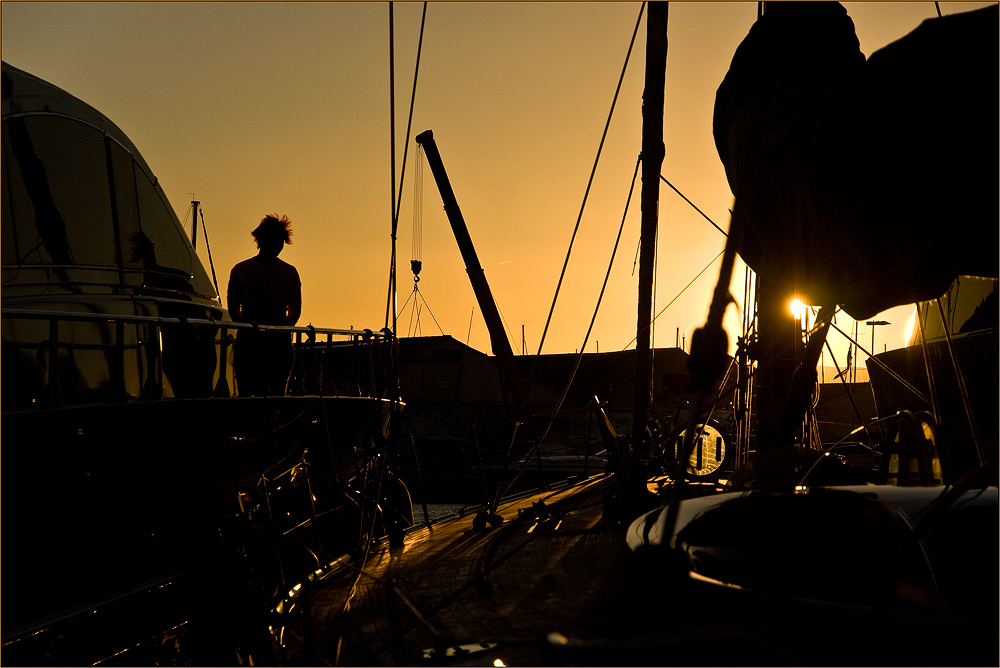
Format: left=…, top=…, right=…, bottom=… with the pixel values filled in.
left=866, top=320, right=891, bottom=354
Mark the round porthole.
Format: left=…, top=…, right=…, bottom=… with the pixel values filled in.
left=674, top=421, right=727, bottom=477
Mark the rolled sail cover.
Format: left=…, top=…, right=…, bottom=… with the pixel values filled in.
left=715, top=3, right=998, bottom=320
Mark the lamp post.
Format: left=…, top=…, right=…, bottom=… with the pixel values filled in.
left=866, top=320, right=891, bottom=356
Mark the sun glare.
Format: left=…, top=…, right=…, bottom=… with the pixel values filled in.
left=789, top=299, right=804, bottom=320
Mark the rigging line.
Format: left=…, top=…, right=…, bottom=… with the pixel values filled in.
left=663, top=204, right=744, bottom=547
left=798, top=416, right=907, bottom=487
left=493, top=7, right=645, bottom=507
left=411, top=302, right=422, bottom=337
left=400, top=283, right=418, bottom=312
left=414, top=285, right=446, bottom=335
left=198, top=208, right=220, bottom=300
left=497, top=304, right=522, bottom=355
left=677, top=357, right=737, bottom=469
left=412, top=146, right=424, bottom=262
left=822, top=335, right=879, bottom=457
left=529, top=1, right=644, bottom=359
left=388, top=3, right=397, bottom=240
left=934, top=297, right=982, bottom=464
left=385, top=3, right=398, bottom=331
left=621, top=249, right=724, bottom=350
left=522, top=0, right=645, bottom=395
left=336, top=454, right=387, bottom=666
left=386, top=2, right=427, bottom=331
left=659, top=174, right=727, bottom=237
left=828, top=318, right=930, bottom=405
left=402, top=286, right=419, bottom=336
left=394, top=1, right=428, bottom=229
left=339, top=563, right=445, bottom=638
left=631, top=230, right=641, bottom=276
left=501, top=155, right=641, bottom=498
left=913, top=301, right=940, bottom=422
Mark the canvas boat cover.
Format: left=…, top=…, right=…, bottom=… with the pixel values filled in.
left=715, top=3, right=998, bottom=320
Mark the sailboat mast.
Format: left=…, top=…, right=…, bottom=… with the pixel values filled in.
left=633, top=1, right=668, bottom=463
left=190, top=200, right=200, bottom=249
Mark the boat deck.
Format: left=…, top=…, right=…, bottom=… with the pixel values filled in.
left=292, top=475, right=634, bottom=666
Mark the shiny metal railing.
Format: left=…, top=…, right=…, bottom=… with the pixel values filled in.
left=2, top=307, right=391, bottom=407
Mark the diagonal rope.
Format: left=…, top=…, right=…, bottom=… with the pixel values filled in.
left=395, top=2, right=428, bottom=230
left=487, top=3, right=645, bottom=511
left=622, top=249, right=724, bottom=350
left=384, top=3, right=398, bottom=331
left=347, top=6, right=426, bottom=663
left=522, top=1, right=645, bottom=393
left=828, top=318, right=929, bottom=404
left=411, top=147, right=424, bottom=265
left=415, top=286, right=445, bottom=336
left=198, top=207, right=221, bottom=300
left=625, top=170, right=729, bottom=346
left=385, top=2, right=428, bottom=330
left=823, top=334, right=879, bottom=457
left=500, top=154, right=641, bottom=498
left=498, top=305, right=522, bottom=356
left=660, top=174, right=727, bottom=237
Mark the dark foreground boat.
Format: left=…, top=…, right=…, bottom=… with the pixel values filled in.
left=2, top=60, right=411, bottom=665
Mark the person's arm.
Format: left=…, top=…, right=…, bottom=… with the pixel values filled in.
left=286, top=268, right=302, bottom=326
left=227, top=268, right=244, bottom=321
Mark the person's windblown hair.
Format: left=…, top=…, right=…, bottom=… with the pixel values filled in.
left=252, top=214, right=293, bottom=246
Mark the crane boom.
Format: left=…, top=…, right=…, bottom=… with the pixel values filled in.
left=414, top=130, right=534, bottom=425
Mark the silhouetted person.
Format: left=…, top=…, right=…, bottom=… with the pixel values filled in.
left=227, top=214, right=301, bottom=396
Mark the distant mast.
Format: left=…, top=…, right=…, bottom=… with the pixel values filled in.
left=190, top=200, right=200, bottom=249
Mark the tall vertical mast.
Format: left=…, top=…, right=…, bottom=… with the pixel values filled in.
left=633, top=2, right=669, bottom=463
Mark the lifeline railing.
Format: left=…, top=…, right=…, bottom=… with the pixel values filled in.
left=2, top=307, right=392, bottom=408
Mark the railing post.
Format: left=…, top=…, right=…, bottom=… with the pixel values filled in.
left=325, top=332, right=335, bottom=395
left=306, top=325, right=316, bottom=394
left=155, top=323, right=164, bottom=399
left=114, top=319, right=126, bottom=402
left=46, top=318, right=61, bottom=408
left=215, top=325, right=231, bottom=398
left=410, top=436, right=432, bottom=526
left=292, top=330, right=304, bottom=395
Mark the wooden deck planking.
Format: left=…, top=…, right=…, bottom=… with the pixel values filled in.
left=300, top=476, right=630, bottom=665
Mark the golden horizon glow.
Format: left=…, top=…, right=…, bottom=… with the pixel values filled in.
left=1, top=2, right=969, bottom=359
left=904, top=307, right=917, bottom=346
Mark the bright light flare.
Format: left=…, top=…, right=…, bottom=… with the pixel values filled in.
left=494, top=659, right=506, bottom=667
left=789, top=299, right=805, bottom=320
